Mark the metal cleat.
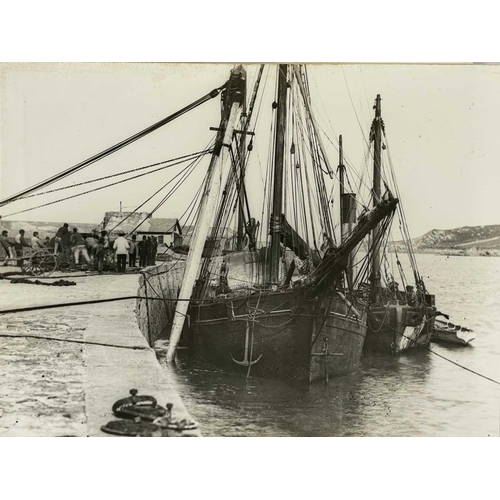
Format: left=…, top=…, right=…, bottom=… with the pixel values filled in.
left=112, top=388, right=167, bottom=421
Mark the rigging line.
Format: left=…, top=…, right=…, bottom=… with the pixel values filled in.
left=290, top=93, right=372, bottom=213
left=0, top=333, right=149, bottom=351
left=15, top=149, right=213, bottom=200
left=383, top=134, right=420, bottom=276
left=108, top=140, right=214, bottom=233
left=295, top=68, right=375, bottom=212
left=367, top=317, right=500, bottom=387
left=312, top=113, right=374, bottom=208
left=1, top=153, right=204, bottom=219
left=124, top=158, right=201, bottom=237
left=0, top=84, right=227, bottom=208
left=307, top=68, right=372, bottom=180
left=428, top=349, right=500, bottom=386
left=341, top=66, right=372, bottom=155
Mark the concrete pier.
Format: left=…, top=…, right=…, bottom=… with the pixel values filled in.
left=0, top=267, right=199, bottom=437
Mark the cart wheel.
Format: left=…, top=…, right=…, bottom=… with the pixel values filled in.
left=30, top=250, right=57, bottom=276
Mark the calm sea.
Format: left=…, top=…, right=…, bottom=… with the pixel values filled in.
left=159, top=254, right=500, bottom=436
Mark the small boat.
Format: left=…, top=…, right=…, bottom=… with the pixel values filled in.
left=431, top=319, right=476, bottom=346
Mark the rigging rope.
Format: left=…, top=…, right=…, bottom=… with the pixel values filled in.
left=0, top=84, right=226, bottom=208
left=15, top=149, right=212, bottom=200
left=2, top=151, right=207, bottom=219
left=107, top=142, right=213, bottom=234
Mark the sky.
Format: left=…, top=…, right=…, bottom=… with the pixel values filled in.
left=1, top=62, right=499, bottom=239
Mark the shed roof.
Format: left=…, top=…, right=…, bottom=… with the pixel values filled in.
left=102, top=212, right=182, bottom=235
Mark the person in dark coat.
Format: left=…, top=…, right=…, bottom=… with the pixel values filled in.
left=95, top=236, right=105, bottom=275
left=128, top=235, right=137, bottom=267
left=150, top=236, right=158, bottom=265
left=54, top=223, right=70, bottom=254
left=14, top=229, right=31, bottom=268
left=145, top=237, right=153, bottom=266
left=138, top=235, right=148, bottom=267
left=1, top=230, right=15, bottom=266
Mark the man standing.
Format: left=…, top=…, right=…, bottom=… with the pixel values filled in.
left=1, top=230, right=15, bottom=266
left=70, top=228, right=91, bottom=269
left=95, top=235, right=106, bottom=275
left=150, top=236, right=158, bottom=265
left=113, top=232, right=130, bottom=273
left=145, top=236, right=153, bottom=266
left=14, top=229, right=31, bottom=268
left=128, top=235, right=137, bottom=267
left=55, top=223, right=70, bottom=254
left=138, top=235, right=147, bottom=268
left=31, top=231, right=45, bottom=250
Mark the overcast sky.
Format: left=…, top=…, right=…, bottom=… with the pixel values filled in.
left=1, top=62, right=499, bottom=238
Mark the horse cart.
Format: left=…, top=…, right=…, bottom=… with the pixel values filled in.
left=22, top=243, right=117, bottom=276
left=22, top=246, right=75, bottom=276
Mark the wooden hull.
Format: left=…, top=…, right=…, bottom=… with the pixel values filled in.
left=364, top=304, right=436, bottom=355
left=187, top=288, right=367, bottom=383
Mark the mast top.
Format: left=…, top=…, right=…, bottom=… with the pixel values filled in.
left=374, top=94, right=382, bottom=118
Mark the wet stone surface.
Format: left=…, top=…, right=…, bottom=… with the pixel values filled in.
left=0, top=268, right=199, bottom=437
left=0, top=270, right=97, bottom=436
left=0, top=310, right=89, bottom=436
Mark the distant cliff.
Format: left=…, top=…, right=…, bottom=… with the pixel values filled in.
left=390, top=224, right=500, bottom=256
left=0, top=219, right=99, bottom=238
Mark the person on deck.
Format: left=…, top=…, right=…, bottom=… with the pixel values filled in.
left=405, top=285, right=417, bottom=306
left=1, top=230, right=15, bottom=266
left=138, top=236, right=147, bottom=267
left=128, top=235, right=137, bottom=268
left=54, top=223, right=70, bottom=254
left=31, top=231, right=45, bottom=250
left=113, top=232, right=130, bottom=274
left=44, top=236, right=50, bottom=246
left=14, top=229, right=31, bottom=268
left=70, top=228, right=91, bottom=268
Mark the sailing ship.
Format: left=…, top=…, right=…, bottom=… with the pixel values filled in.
left=164, top=65, right=399, bottom=382
left=361, top=95, right=438, bottom=355
left=0, top=63, right=437, bottom=381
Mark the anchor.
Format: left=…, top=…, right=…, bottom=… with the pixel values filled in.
left=230, top=321, right=262, bottom=367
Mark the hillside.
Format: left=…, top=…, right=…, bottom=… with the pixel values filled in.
left=391, top=224, right=500, bottom=256
left=0, top=219, right=99, bottom=238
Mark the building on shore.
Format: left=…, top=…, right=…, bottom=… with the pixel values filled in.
left=100, top=211, right=182, bottom=246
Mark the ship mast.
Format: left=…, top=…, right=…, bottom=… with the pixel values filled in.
left=370, top=94, right=383, bottom=303
left=166, top=67, right=245, bottom=363
left=338, top=135, right=357, bottom=289
left=236, top=89, right=247, bottom=251
left=338, top=135, right=346, bottom=238
left=269, top=64, right=289, bottom=284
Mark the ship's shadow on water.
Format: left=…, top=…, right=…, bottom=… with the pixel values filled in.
left=156, top=347, right=435, bottom=437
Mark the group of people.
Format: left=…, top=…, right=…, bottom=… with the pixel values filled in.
left=1, top=223, right=160, bottom=274
left=1, top=229, right=47, bottom=267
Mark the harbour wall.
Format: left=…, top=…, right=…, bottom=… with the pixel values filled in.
left=136, top=260, right=186, bottom=346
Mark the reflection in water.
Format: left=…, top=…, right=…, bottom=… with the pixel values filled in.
left=159, top=255, right=500, bottom=436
